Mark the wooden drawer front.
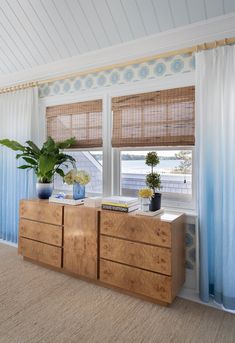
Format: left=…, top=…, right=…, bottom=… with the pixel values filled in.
left=19, top=237, right=62, bottom=268
left=100, top=236, right=171, bottom=275
left=100, top=212, right=171, bottom=247
left=100, top=259, right=172, bottom=303
left=63, top=206, right=98, bottom=279
left=20, top=200, right=63, bottom=225
left=19, top=219, right=62, bottom=247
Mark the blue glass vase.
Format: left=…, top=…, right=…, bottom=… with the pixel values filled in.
left=73, top=182, right=85, bottom=200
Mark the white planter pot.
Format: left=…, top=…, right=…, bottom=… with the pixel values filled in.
left=36, top=183, right=53, bottom=199
left=140, top=197, right=150, bottom=212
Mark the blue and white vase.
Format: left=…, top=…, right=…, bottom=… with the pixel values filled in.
left=36, top=182, right=53, bottom=199
left=73, top=182, right=85, bottom=200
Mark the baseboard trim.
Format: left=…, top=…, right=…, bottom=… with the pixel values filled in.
left=179, top=288, right=235, bottom=314
left=0, top=239, right=17, bottom=248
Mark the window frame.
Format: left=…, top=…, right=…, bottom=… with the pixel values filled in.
left=117, top=146, right=195, bottom=210
left=39, top=72, right=196, bottom=211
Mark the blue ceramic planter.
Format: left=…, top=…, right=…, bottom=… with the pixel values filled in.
left=36, top=183, right=53, bottom=199
left=73, top=182, right=85, bottom=200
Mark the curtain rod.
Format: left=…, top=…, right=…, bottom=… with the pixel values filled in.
left=0, top=36, right=235, bottom=95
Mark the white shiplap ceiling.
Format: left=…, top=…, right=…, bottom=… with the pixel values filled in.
left=0, top=0, right=235, bottom=81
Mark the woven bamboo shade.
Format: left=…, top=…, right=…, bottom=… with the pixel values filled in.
left=112, top=86, right=195, bottom=147
left=46, top=100, right=102, bottom=148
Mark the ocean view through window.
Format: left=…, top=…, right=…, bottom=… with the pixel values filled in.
left=120, top=150, right=192, bottom=199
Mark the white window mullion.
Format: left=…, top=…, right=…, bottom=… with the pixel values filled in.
left=112, top=148, right=120, bottom=195
left=102, top=93, right=112, bottom=196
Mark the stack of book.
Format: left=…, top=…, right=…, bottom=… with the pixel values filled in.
left=101, top=196, right=139, bottom=213
left=49, top=195, right=85, bottom=206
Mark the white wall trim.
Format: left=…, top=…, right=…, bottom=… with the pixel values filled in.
left=1, top=13, right=235, bottom=87
left=0, top=239, right=17, bottom=248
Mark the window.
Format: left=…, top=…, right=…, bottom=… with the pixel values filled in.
left=46, top=99, right=103, bottom=196
left=54, top=150, right=103, bottom=196
left=120, top=149, right=193, bottom=200
left=46, top=99, right=102, bottom=148
left=112, top=86, right=195, bottom=208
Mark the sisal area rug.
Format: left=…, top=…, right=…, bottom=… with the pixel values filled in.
left=0, top=243, right=234, bottom=343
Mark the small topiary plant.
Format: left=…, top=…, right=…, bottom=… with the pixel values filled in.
left=145, top=152, right=161, bottom=192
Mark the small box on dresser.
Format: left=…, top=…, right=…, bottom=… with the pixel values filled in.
left=99, top=210, right=185, bottom=305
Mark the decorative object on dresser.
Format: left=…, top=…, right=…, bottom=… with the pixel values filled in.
left=49, top=195, right=85, bottom=206
left=64, top=169, right=91, bottom=200
left=136, top=208, right=164, bottom=217
left=101, top=196, right=139, bottom=213
left=18, top=199, right=185, bottom=306
left=138, top=188, right=153, bottom=212
left=0, top=137, right=76, bottom=199
left=145, top=152, right=161, bottom=211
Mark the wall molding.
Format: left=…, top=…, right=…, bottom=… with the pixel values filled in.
left=1, top=13, right=235, bottom=88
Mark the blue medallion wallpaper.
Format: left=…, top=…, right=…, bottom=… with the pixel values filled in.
left=39, top=53, right=195, bottom=97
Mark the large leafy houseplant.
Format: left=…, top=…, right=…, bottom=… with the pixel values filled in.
left=0, top=136, right=76, bottom=198
left=145, top=151, right=161, bottom=211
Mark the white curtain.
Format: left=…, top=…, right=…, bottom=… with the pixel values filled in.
left=0, top=87, right=40, bottom=243
left=196, top=46, right=235, bottom=310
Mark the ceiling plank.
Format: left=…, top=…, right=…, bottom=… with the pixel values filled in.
left=186, top=0, right=206, bottom=23
left=40, top=0, right=78, bottom=57
left=11, top=0, right=53, bottom=63
left=0, top=45, right=17, bottom=73
left=152, top=0, right=175, bottom=31
left=79, top=0, right=110, bottom=48
left=121, top=0, right=146, bottom=38
left=0, top=7, right=33, bottom=69
left=106, top=0, right=133, bottom=42
left=68, top=0, right=99, bottom=51
left=29, top=0, right=69, bottom=59
left=224, top=0, right=235, bottom=13
left=0, top=0, right=40, bottom=66
left=2, top=0, right=47, bottom=65
left=92, top=0, right=122, bottom=45
left=19, top=0, right=61, bottom=61
left=169, top=0, right=190, bottom=26
left=135, top=0, right=160, bottom=35
left=46, top=0, right=83, bottom=56
left=204, top=0, right=225, bottom=18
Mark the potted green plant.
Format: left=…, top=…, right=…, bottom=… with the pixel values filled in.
left=64, top=169, right=91, bottom=200
left=0, top=137, right=76, bottom=199
left=145, top=152, right=161, bottom=211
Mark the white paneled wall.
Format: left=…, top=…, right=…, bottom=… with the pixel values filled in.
left=0, top=0, right=234, bottom=77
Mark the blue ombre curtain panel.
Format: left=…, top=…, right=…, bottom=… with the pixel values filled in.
left=196, top=46, right=235, bottom=310
left=0, top=87, right=40, bottom=243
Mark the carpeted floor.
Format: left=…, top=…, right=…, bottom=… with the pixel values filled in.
left=0, top=243, right=235, bottom=343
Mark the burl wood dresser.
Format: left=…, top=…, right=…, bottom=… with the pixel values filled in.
left=18, top=199, right=185, bottom=306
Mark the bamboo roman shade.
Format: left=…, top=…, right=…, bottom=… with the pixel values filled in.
left=112, top=86, right=195, bottom=147
left=46, top=100, right=102, bottom=148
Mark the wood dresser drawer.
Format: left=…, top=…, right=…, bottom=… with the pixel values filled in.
left=100, top=259, right=172, bottom=303
left=19, top=237, right=62, bottom=268
left=20, top=200, right=63, bottom=225
left=19, top=219, right=62, bottom=247
left=100, top=235, right=171, bottom=275
left=100, top=211, right=171, bottom=247
left=63, top=206, right=98, bottom=279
